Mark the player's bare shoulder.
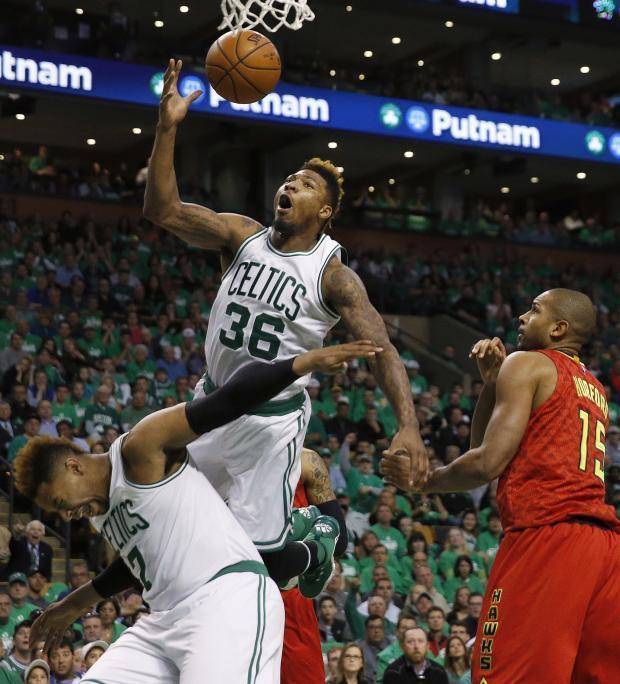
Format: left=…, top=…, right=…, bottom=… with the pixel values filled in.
left=497, top=350, right=558, bottom=407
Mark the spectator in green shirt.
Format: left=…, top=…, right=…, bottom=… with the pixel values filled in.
left=0, top=593, right=16, bottom=654
left=83, top=386, right=120, bottom=439
left=443, top=557, right=486, bottom=604
left=125, top=345, right=156, bottom=383
left=438, top=528, right=486, bottom=581
left=371, top=504, right=407, bottom=559
left=0, top=620, right=32, bottom=679
left=346, top=454, right=384, bottom=513
left=475, top=512, right=503, bottom=573
left=7, top=575, right=38, bottom=625
left=51, top=385, right=78, bottom=427
left=120, top=391, right=153, bottom=432
left=77, top=326, right=106, bottom=361
left=8, top=417, right=40, bottom=463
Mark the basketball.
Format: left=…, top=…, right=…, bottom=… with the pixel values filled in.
left=205, top=29, right=281, bottom=105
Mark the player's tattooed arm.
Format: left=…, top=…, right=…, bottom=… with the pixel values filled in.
left=323, top=259, right=429, bottom=489
left=302, top=448, right=336, bottom=504
left=143, top=60, right=261, bottom=251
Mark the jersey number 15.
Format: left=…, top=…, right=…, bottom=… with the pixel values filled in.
left=578, top=409, right=605, bottom=482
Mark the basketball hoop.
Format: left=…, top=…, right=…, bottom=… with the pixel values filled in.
left=219, top=0, right=315, bottom=32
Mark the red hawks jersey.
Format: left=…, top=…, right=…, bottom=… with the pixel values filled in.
left=497, top=349, right=620, bottom=532
left=293, top=480, right=309, bottom=509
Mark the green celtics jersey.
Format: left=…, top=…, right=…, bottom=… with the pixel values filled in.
left=204, top=227, right=344, bottom=401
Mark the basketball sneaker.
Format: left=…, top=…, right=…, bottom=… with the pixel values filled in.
left=289, top=505, right=321, bottom=542
left=298, top=515, right=340, bottom=599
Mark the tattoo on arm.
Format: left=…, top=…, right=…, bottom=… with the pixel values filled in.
left=304, top=449, right=336, bottom=504
left=323, top=261, right=416, bottom=426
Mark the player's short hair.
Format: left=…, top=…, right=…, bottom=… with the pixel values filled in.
left=13, top=436, right=85, bottom=500
left=301, top=157, right=344, bottom=224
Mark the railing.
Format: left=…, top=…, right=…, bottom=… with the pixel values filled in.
left=0, top=455, right=71, bottom=582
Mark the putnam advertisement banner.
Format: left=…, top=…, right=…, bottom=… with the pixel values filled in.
left=1, top=44, right=620, bottom=165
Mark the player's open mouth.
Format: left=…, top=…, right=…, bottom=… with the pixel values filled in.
left=277, top=194, right=293, bottom=212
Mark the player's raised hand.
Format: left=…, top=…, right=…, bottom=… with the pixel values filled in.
left=293, top=341, right=383, bottom=376
left=159, top=59, right=203, bottom=130
left=470, top=337, right=507, bottom=385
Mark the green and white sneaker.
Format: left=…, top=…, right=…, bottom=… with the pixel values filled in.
left=298, top=515, right=340, bottom=599
left=289, top=505, right=321, bottom=542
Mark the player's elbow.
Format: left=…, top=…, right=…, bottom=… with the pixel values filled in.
left=143, top=199, right=181, bottom=227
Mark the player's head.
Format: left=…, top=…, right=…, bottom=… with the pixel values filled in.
left=518, top=289, right=596, bottom=352
left=13, top=436, right=110, bottom=519
left=273, top=158, right=344, bottom=236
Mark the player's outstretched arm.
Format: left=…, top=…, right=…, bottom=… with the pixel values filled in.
left=383, top=352, right=540, bottom=492
left=30, top=557, right=138, bottom=654
left=322, top=259, right=428, bottom=489
left=122, top=342, right=381, bottom=485
left=143, top=59, right=261, bottom=251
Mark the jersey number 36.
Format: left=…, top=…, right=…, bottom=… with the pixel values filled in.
left=219, top=302, right=285, bottom=361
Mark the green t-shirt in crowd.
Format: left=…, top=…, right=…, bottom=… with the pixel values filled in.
left=370, top=523, right=407, bottom=558
left=7, top=436, right=27, bottom=462
left=0, top=617, right=17, bottom=651
left=376, top=641, right=403, bottom=682
left=476, top=531, right=502, bottom=554
left=84, top=403, right=120, bottom=435
left=126, top=359, right=157, bottom=383
left=43, top=582, right=68, bottom=604
left=21, top=334, right=42, bottom=355
left=346, top=468, right=384, bottom=513
left=0, top=660, right=24, bottom=682
left=444, top=575, right=486, bottom=604
left=52, top=401, right=79, bottom=427
left=121, top=404, right=153, bottom=431
left=438, top=550, right=486, bottom=581
left=10, top=602, right=38, bottom=625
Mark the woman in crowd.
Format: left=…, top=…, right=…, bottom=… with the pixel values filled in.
left=447, top=586, right=471, bottom=624
left=443, top=636, right=471, bottom=684
left=96, top=598, right=127, bottom=644
left=334, top=644, right=372, bottom=684
left=444, top=555, right=486, bottom=603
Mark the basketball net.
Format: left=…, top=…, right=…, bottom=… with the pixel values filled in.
left=219, top=0, right=315, bottom=32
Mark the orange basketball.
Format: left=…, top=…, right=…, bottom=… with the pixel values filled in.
left=205, top=29, right=281, bottom=105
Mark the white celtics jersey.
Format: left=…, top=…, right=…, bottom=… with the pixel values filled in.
left=205, top=227, right=344, bottom=399
left=90, top=434, right=262, bottom=611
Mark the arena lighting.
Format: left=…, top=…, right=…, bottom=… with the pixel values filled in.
left=336, top=166, right=344, bottom=173
left=491, top=52, right=502, bottom=61
left=328, top=141, right=337, bottom=149
left=345, top=4, right=352, bottom=11
left=417, top=60, right=425, bottom=67
left=86, top=138, right=96, bottom=145
left=464, top=168, right=471, bottom=175
left=132, top=127, right=142, bottom=134
left=179, top=5, right=189, bottom=12
left=576, top=171, right=587, bottom=179
left=404, top=150, right=414, bottom=158
left=500, top=186, right=510, bottom=193
left=329, top=69, right=336, bottom=77
left=445, top=20, right=454, bottom=27
left=154, top=19, right=164, bottom=28
left=580, top=65, right=590, bottom=74
left=388, top=178, right=396, bottom=185
left=358, top=73, right=365, bottom=81
left=75, top=8, right=84, bottom=15
left=530, top=176, right=540, bottom=183
left=0, top=155, right=4, bottom=161
left=368, top=185, right=375, bottom=192
left=363, top=50, right=373, bottom=58
left=551, top=78, right=560, bottom=86
left=391, top=36, right=401, bottom=44
left=15, top=113, right=25, bottom=120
